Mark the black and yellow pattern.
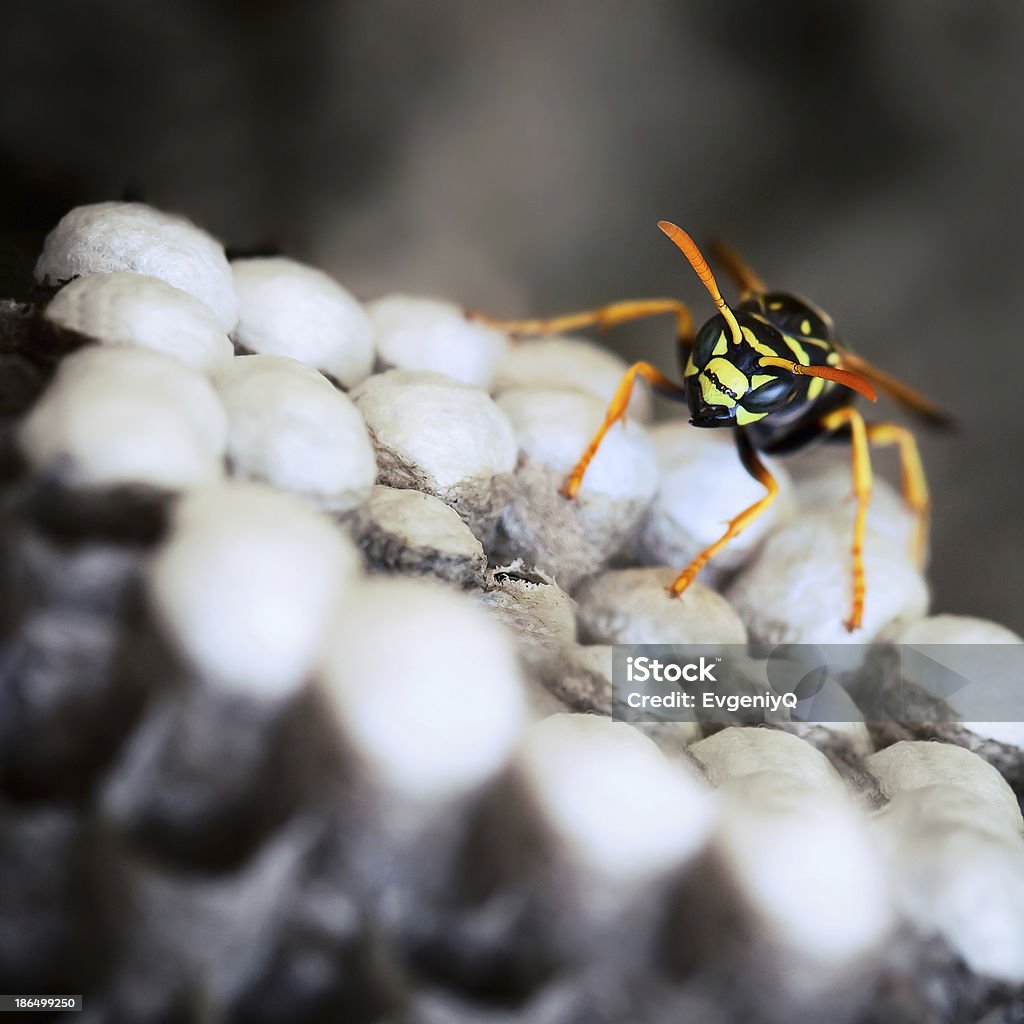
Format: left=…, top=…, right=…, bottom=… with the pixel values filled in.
left=680, top=302, right=844, bottom=433
left=471, top=222, right=949, bottom=632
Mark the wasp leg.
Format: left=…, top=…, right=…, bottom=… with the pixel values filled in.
left=562, top=361, right=685, bottom=499
left=708, top=239, right=768, bottom=300
left=470, top=298, right=694, bottom=348
left=866, top=422, right=930, bottom=566
left=819, top=406, right=873, bottom=632
left=668, top=431, right=778, bottom=597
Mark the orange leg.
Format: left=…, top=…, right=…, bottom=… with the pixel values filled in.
left=866, top=422, right=930, bottom=566
left=561, top=361, right=685, bottom=498
left=470, top=297, right=694, bottom=347
left=668, top=432, right=778, bottom=596
left=709, top=239, right=768, bottom=299
left=820, top=407, right=873, bottom=632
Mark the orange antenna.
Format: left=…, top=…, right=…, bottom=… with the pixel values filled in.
left=758, top=356, right=878, bottom=403
left=658, top=220, right=743, bottom=345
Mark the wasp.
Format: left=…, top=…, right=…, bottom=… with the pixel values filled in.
left=478, top=222, right=950, bottom=631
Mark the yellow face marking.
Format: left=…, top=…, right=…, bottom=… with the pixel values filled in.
left=741, top=324, right=778, bottom=360
left=768, top=302, right=783, bottom=310
left=686, top=330, right=730, bottom=378
left=705, top=357, right=749, bottom=397
left=699, top=356, right=750, bottom=409
left=751, top=373, right=776, bottom=389
left=827, top=351, right=841, bottom=365
left=699, top=374, right=734, bottom=407
left=736, top=406, right=768, bottom=425
left=800, top=319, right=812, bottom=334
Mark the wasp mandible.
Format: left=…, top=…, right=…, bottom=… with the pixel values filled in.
left=477, top=223, right=949, bottom=632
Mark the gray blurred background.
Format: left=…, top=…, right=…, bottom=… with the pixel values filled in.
left=1, top=0, right=1021, bottom=631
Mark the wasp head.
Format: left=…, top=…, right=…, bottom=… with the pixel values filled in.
left=683, top=312, right=800, bottom=428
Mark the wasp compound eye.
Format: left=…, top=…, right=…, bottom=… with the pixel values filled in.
left=688, top=316, right=728, bottom=373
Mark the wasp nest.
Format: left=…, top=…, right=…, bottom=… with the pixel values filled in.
left=3, top=199, right=1023, bottom=1024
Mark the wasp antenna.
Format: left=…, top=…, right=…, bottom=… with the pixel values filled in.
left=759, top=356, right=878, bottom=403
left=658, top=220, right=743, bottom=345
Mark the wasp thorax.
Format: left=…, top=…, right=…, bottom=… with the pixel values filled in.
left=683, top=312, right=799, bottom=428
